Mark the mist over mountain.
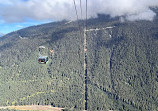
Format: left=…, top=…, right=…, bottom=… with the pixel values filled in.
left=0, top=33, right=4, bottom=37
left=0, top=9, right=158, bottom=111
left=0, top=0, right=158, bottom=23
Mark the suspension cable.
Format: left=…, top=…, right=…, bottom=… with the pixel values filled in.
left=80, top=0, right=83, bottom=19
left=73, top=0, right=79, bottom=22
left=86, top=0, right=88, bottom=30
left=73, top=1, right=87, bottom=110
left=73, top=0, right=82, bottom=38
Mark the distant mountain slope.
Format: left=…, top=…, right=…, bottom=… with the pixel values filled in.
left=0, top=33, right=4, bottom=37
left=0, top=13, right=158, bottom=111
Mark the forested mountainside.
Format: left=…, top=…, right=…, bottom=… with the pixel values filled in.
left=0, top=10, right=158, bottom=111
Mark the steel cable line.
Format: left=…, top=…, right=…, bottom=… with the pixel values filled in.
left=73, top=0, right=82, bottom=35
left=73, top=0, right=79, bottom=22
left=86, top=0, right=88, bottom=30
left=80, top=0, right=83, bottom=19
left=72, top=0, right=88, bottom=110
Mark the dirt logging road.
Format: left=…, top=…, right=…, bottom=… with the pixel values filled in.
left=0, top=105, right=64, bottom=111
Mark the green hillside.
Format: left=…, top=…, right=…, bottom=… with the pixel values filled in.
left=0, top=13, right=158, bottom=111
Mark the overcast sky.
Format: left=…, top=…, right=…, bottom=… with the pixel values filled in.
left=0, top=0, right=158, bottom=34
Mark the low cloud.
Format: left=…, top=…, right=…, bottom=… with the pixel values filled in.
left=0, top=0, right=158, bottom=23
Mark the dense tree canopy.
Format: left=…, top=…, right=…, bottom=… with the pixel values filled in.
left=0, top=11, right=158, bottom=110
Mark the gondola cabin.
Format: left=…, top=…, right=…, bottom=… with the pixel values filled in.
left=38, top=56, right=48, bottom=64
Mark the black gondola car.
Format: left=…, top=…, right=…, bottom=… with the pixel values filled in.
left=38, top=56, right=48, bottom=64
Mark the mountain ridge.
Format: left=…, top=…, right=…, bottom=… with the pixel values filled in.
left=0, top=33, right=4, bottom=37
